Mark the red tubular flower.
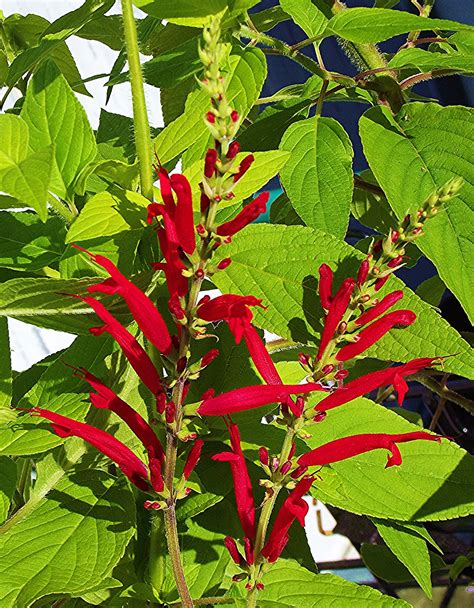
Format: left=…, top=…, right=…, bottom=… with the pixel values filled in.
left=212, top=422, right=256, bottom=539
left=197, top=294, right=265, bottom=343
left=298, top=431, right=442, bottom=469
left=183, top=439, right=204, bottom=480
left=243, top=325, right=281, bottom=385
left=198, top=382, right=324, bottom=416
left=336, top=310, right=416, bottom=361
left=317, top=278, right=356, bottom=360
left=73, top=246, right=172, bottom=355
left=154, top=227, right=189, bottom=299
left=357, top=258, right=370, bottom=285
left=318, top=264, right=333, bottom=310
left=233, top=154, right=254, bottom=182
left=227, top=141, right=240, bottom=159
left=31, top=408, right=150, bottom=490
left=77, top=369, right=165, bottom=491
left=204, top=148, right=218, bottom=178
left=170, top=174, right=196, bottom=255
left=261, top=476, right=314, bottom=563
left=216, top=192, right=270, bottom=237
left=201, top=348, right=220, bottom=368
left=355, top=291, right=404, bottom=327
left=225, top=536, right=245, bottom=566
left=157, top=166, right=176, bottom=213
left=80, top=296, right=164, bottom=397
left=314, top=357, right=441, bottom=412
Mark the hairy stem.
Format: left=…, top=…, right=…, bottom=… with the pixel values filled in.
left=120, top=0, right=153, bottom=200
left=48, top=194, right=75, bottom=223
left=164, top=506, right=194, bottom=608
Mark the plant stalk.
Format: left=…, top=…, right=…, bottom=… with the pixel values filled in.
left=120, top=0, right=153, bottom=200
left=48, top=194, right=75, bottom=223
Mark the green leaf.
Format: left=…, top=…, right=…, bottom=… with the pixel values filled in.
left=0, top=114, right=53, bottom=221
left=134, top=0, right=256, bottom=26
left=66, top=190, right=147, bottom=243
left=155, top=47, right=266, bottom=164
left=0, top=471, right=135, bottom=608
left=352, top=170, right=397, bottom=234
left=280, top=117, right=353, bottom=238
left=389, top=47, right=474, bottom=74
left=0, top=273, right=151, bottom=334
left=0, top=319, right=11, bottom=411
left=1, top=13, right=90, bottom=95
left=307, top=396, right=474, bottom=521
left=327, top=8, right=473, bottom=44
left=279, top=0, right=328, bottom=38
left=0, top=457, right=16, bottom=525
left=0, top=334, right=113, bottom=456
left=234, top=559, right=409, bottom=606
left=176, top=492, right=224, bottom=523
left=359, top=103, right=474, bottom=322
left=361, top=544, right=444, bottom=585
left=373, top=520, right=432, bottom=597
left=6, top=0, right=114, bottom=90
left=21, top=60, right=97, bottom=200
left=213, top=224, right=474, bottom=378
left=269, top=192, right=304, bottom=226
left=76, top=14, right=124, bottom=51
left=0, top=212, right=66, bottom=271
left=416, top=275, right=445, bottom=308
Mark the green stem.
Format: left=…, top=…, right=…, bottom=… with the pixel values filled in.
left=246, top=587, right=258, bottom=608
left=48, top=194, right=75, bottom=223
left=164, top=506, right=194, bottom=608
left=315, top=79, right=329, bottom=117
left=120, top=0, right=153, bottom=200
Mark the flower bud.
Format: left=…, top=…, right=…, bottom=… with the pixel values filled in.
left=357, top=258, right=370, bottom=285
left=271, top=456, right=280, bottom=472
left=201, top=388, right=215, bottom=400
left=259, top=447, right=269, bottom=466
left=227, top=141, right=240, bottom=159
left=201, top=348, right=220, bottom=368
left=298, top=352, right=310, bottom=366
left=391, top=230, right=400, bottom=243
left=334, top=369, right=349, bottom=380
left=313, top=412, right=327, bottom=423
left=217, top=257, right=232, bottom=270
left=280, top=460, right=292, bottom=475
left=144, top=500, right=161, bottom=510
left=233, top=154, right=254, bottom=182
left=231, top=110, right=239, bottom=122
left=206, top=111, right=216, bottom=124
left=204, top=148, right=218, bottom=178
left=166, top=401, right=176, bottom=424
left=290, top=464, right=308, bottom=479
left=225, top=536, right=243, bottom=566
left=322, top=364, right=334, bottom=376
left=244, top=537, right=254, bottom=565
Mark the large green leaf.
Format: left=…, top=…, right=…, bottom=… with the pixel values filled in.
left=307, top=396, right=474, bottom=521
left=0, top=115, right=53, bottom=221
left=0, top=212, right=66, bottom=271
left=374, top=520, right=432, bottom=597
left=213, top=224, right=474, bottom=378
left=359, top=103, right=474, bottom=322
left=134, top=0, right=256, bottom=26
left=388, top=47, right=474, bottom=74
left=155, top=47, right=266, bottom=164
left=1, top=12, right=90, bottom=95
left=0, top=457, right=16, bottom=525
left=327, top=8, right=473, bottom=44
left=0, top=471, right=135, bottom=608
left=279, top=0, right=328, bottom=38
left=0, top=334, right=113, bottom=456
left=280, top=117, right=353, bottom=238
left=6, top=0, right=114, bottom=89
left=21, top=61, right=97, bottom=200
left=231, top=559, right=409, bottom=606
left=66, top=190, right=148, bottom=243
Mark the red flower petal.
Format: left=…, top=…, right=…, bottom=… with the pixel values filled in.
left=243, top=325, right=281, bottom=385
left=261, top=476, right=313, bottom=563
left=74, top=246, right=172, bottom=355
left=81, top=296, right=164, bottom=396
left=318, top=264, right=333, bottom=310
left=315, top=357, right=440, bottom=412
left=355, top=291, right=404, bottom=327
left=298, top=431, right=441, bottom=469
left=216, top=192, right=269, bottom=237
left=317, top=278, right=355, bottom=360
left=197, top=294, right=265, bottom=344
left=31, top=408, right=150, bottom=490
left=170, top=174, right=196, bottom=254
left=212, top=422, right=255, bottom=539
left=183, top=439, right=204, bottom=480
left=336, top=310, right=416, bottom=361
left=198, top=382, right=325, bottom=416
